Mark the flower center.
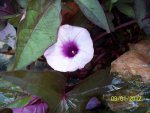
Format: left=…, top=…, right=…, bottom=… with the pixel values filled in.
left=62, top=41, right=79, bottom=58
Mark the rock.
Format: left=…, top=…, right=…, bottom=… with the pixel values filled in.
left=111, top=40, right=150, bottom=83
left=108, top=40, right=150, bottom=113
left=129, top=40, right=150, bottom=56
left=103, top=87, right=149, bottom=113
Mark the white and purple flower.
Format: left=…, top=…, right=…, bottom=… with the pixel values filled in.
left=44, top=25, right=94, bottom=72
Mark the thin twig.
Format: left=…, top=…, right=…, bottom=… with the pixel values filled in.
left=94, top=20, right=137, bottom=42
left=0, top=51, right=15, bottom=55
left=0, top=9, right=13, bottom=15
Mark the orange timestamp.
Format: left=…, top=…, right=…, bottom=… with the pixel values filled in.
left=110, top=95, right=143, bottom=102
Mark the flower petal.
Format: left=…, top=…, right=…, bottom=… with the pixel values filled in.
left=45, top=51, right=80, bottom=72
left=75, top=28, right=94, bottom=55
left=57, top=25, right=83, bottom=43
left=72, top=50, right=93, bottom=69
left=44, top=42, right=76, bottom=72
left=45, top=55, right=69, bottom=72
left=44, top=24, right=94, bottom=72
left=44, top=43, right=61, bottom=57
left=72, top=28, right=94, bottom=69
left=59, top=25, right=94, bottom=56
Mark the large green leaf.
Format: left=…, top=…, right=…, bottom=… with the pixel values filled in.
left=8, top=96, right=32, bottom=108
left=0, top=78, right=27, bottom=108
left=134, top=0, right=146, bottom=26
left=134, top=0, right=150, bottom=36
left=65, top=69, right=113, bottom=113
left=74, top=0, right=110, bottom=33
left=116, top=3, right=135, bottom=18
left=0, top=71, right=66, bottom=112
left=13, top=0, right=61, bottom=70
left=111, top=0, right=118, bottom=4
left=68, top=69, right=112, bottom=97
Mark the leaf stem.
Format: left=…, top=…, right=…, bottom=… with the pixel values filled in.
left=94, top=20, right=137, bottom=42
left=0, top=9, right=13, bottom=15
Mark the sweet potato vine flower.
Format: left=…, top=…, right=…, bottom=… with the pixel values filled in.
left=44, top=25, right=94, bottom=72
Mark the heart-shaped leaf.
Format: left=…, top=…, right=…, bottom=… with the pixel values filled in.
left=65, top=68, right=112, bottom=113
left=68, top=68, right=112, bottom=97
left=134, top=0, right=150, bottom=36
left=13, top=0, right=61, bottom=70
left=134, top=0, right=146, bottom=26
left=11, top=96, right=49, bottom=113
left=0, top=71, right=66, bottom=112
left=0, top=78, right=27, bottom=108
left=74, top=0, right=110, bottom=33
left=116, top=3, right=135, bottom=18
left=8, top=96, right=32, bottom=108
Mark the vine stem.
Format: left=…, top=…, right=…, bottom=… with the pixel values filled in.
left=94, top=20, right=137, bottom=42
left=0, top=51, right=15, bottom=55
left=0, top=9, right=13, bottom=15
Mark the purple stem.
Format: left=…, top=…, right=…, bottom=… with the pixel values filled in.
left=94, top=20, right=137, bottom=42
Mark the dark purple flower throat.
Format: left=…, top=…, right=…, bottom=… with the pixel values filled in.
left=62, top=41, right=79, bottom=58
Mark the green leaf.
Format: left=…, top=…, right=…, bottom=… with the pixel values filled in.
left=0, top=14, right=20, bottom=20
left=111, top=0, right=118, bottom=4
left=66, top=68, right=112, bottom=112
left=134, top=0, right=150, bottom=36
left=134, top=0, right=146, bottom=26
left=0, top=71, right=66, bottom=111
left=74, top=0, right=110, bottom=32
left=116, top=3, right=135, bottom=18
left=68, top=68, right=112, bottom=97
left=8, top=96, right=32, bottom=108
left=16, top=0, right=29, bottom=8
left=8, top=15, right=21, bottom=27
left=120, top=0, right=133, bottom=3
left=0, top=78, right=26, bottom=108
left=13, top=0, right=61, bottom=70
